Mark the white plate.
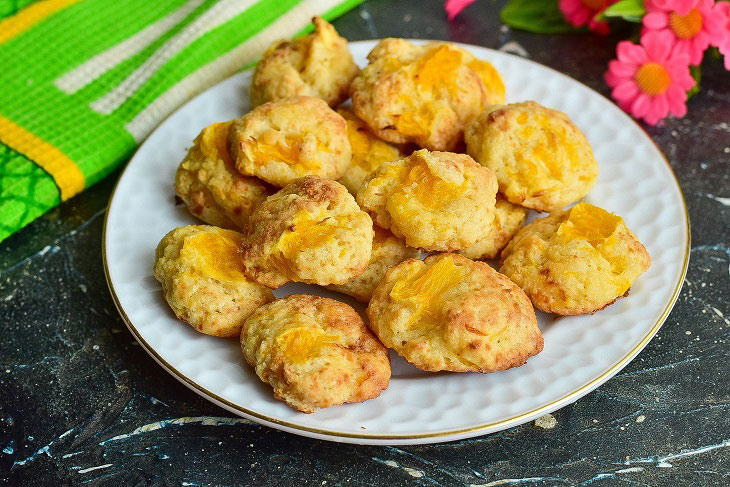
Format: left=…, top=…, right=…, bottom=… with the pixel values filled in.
left=103, top=41, right=689, bottom=445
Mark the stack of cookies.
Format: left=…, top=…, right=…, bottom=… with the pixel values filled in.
left=153, top=18, right=651, bottom=413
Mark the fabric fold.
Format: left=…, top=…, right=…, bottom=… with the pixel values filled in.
left=0, top=0, right=363, bottom=242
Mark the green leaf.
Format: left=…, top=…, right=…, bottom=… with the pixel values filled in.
left=686, top=65, right=701, bottom=100
left=706, top=46, right=721, bottom=60
left=501, top=0, right=578, bottom=34
left=596, top=0, right=646, bottom=23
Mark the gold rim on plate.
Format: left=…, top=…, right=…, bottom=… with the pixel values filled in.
left=102, top=42, right=691, bottom=442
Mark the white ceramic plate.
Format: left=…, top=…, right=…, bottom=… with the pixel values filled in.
left=103, top=41, right=689, bottom=445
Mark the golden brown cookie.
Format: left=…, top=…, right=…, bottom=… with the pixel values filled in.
left=241, top=295, right=391, bottom=413
left=465, top=101, right=599, bottom=212
left=356, top=149, right=498, bottom=251
left=153, top=225, right=274, bottom=337
left=174, top=121, right=274, bottom=229
left=367, top=254, right=543, bottom=373
left=241, top=176, right=373, bottom=288
left=228, top=97, right=351, bottom=187
left=250, top=17, right=359, bottom=108
left=336, top=107, right=405, bottom=194
left=458, top=196, right=528, bottom=260
left=500, top=203, right=651, bottom=315
left=327, top=226, right=420, bottom=302
left=350, top=39, right=505, bottom=151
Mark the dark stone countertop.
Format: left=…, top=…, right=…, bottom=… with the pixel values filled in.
left=1, top=0, right=729, bottom=485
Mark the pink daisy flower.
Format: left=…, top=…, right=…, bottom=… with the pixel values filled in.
left=559, top=0, right=619, bottom=34
left=643, top=0, right=725, bottom=65
left=605, top=31, right=696, bottom=125
left=713, top=1, right=730, bottom=70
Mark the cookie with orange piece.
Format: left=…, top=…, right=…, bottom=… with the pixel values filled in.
left=465, top=101, right=599, bottom=212
left=174, top=121, right=274, bottom=229
left=367, top=253, right=543, bottom=373
left=356, top=149, right=498, bottom=251
left=153, top=225, right=274, bottom=337
left=241, top=294, right=391, bottom=413
left=228, top=96, right=351, bottom=187
left=240, top=176, right=373, bottom=288
left=350, top=38, right=505, bottom=151
left=499, top=203, right=651, bottom=315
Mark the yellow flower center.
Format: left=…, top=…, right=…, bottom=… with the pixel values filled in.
left=581, top=0, right=608, bottom=11
left=669, top=8, right=703, bottom=39
left=634, top=63, right=672, bottom=96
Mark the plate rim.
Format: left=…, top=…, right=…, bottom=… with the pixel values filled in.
left=102, top=40, right=690, bottom=444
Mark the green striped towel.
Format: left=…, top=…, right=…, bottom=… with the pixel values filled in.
left=0, top=0, right=363, bottom=242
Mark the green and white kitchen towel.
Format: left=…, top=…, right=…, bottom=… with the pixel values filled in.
left=0, top=0, right=363, bottom=242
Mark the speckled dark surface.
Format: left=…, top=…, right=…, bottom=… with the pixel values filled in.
left=2, top=0, right=729, bottom=485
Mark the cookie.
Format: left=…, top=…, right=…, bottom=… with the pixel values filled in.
left=174, top=121, right=273, bottom=229
left=350, top=39, right=505, bottom=150
left=466, top=101, right=599, bottom=212
left=153, top=225, right=274, bottom=337
left=250, top=17, right=359, bottom=108
left=356, top=149, right=498, bottom=251
left=458, top=196, right=528, bottom=260
left=241, top=176, right=373, bottom=288
left=500, top=203, right=651, bottom=315
left=241, top=295, right=390, bottom=413
left=229, top=97, right=351, bottom=187
left=367, top=253, right=543, bottom=373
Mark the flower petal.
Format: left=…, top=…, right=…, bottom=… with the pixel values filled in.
left=618, top=42, right=648, bottom=65
left=643, top=30, right=673, bottom=61
left=643, top=111, right=660, bottom=126
left=716, top=2, right=730, bottom=19
left=643, top=12, right=668, bottom=30
left=631, top=94, right=651, bottom=119
left=669, top=42, right=690, bottom=65
left=698, top=0, right=713, bottom=11
left=703, top=14, right=725, bottom=38
left=613, top=81, right=640, bottom=101
left=445, top=0, right=476, bottom=19
left=671, top=39, right=691, bottom=62
left=686, top=34, right=710, bottom=64
left=617, top=99, right=633, bottom=113
left=605, top=71, right=620, bottom=87
left=559, top=0, right=583, bottom=15
left=653, top=93, right=670, bottom=120
left=668, top=90, right=688, bottom=117
left=666, top=85, right=687, bottom=109
left=677, top=70, right=696, bottom=91
left=673, top=0, right=700, bottom=16
left=608, top=59, right=637, bottom=78
left=570, top=8, right=591, bottom=27
left=616, top=42, right=636, bottom=65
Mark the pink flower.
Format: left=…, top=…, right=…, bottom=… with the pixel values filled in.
left=605, top=31, right=696, bottom=125
left=559, top=0, right=619, bottom=34
left=643, top=0, right=725, bottom=65
left=445, top=0, right=476, bottom=20
left=713, top=1, right=730, bottom=70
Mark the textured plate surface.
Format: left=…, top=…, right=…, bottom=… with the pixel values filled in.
left=104, top=41, right=689, bottom=445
